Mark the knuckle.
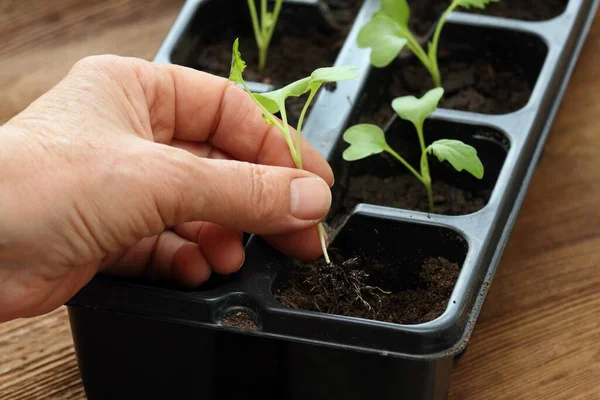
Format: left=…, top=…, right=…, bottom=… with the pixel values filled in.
left=71, top=55, right=122, bottom=73
left=69, top=55, right=145, bottom=86
left=247, top=164, right=281, bottom=221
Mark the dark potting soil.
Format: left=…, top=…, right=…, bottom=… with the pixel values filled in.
left=360, top=50, right=532, bottom=126
left=469, top=0, right=568, bottom=21
left=328, top=173, right=491, bottom=229
left=407, top=0, right=568, bottom=36
left=189, top=1, right=362, bottom=86
left=275, top=254, right=460, bottom=325
left=220, top=311, right=259, bottom=331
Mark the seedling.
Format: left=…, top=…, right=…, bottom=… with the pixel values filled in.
left=247, top=0, right=283, bottom=72
left=342, top=87, right=484, bottom=212
left=230, top=38, right=360, bottom=263
left=357, top=0, right=499, bottom=87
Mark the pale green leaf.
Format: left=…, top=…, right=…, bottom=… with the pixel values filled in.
left=229, top=38, right=246, bottom=84
left=253, top=92, right=281, bottom=114
left=284, top=77, right=313, bottom=97
left=381, top=0, right=410, bottom=29
left=428, top=139, right=484, bottom=179
left=357, top=13, right=408, bottom=68
left=310, top=66, right=360, bottom=84
left=252, top=77, right=312, bottom=114
left=342, top=124, right=389, bottom=161
left=391, top=87, right=444, bottom=128
left=254, top=67, right=359, bottom=113
left=262, top=114, right=275, bottom=125
left=456, top=0, right=499, bottom=9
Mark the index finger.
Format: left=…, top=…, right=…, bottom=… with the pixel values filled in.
left=144, top=62, right=334, bottom=185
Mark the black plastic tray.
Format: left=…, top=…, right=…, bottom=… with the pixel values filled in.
left=66, top=0, right=600, bottom=399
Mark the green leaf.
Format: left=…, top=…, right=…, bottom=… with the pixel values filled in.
left=253, top=92, right=280, bottom=114
left=391, top=87, right=444, bottom=128
left=342, top=124, right=389, bottom=161
left=357, top=13, right=408, bottom=68
left=254, top=67, right=359, bottom=114
left=427, top=139, right=484, bottom=179
left=456, top=0, right=499, bottom=9
left=252, top=77, right=312, bottom=114
left=285, top=77, right=313, bottom=97
left=262, top=114, right=276, bottom=125
left=229, top=38, right=246, bottom=84
left=310, top=66, right=360, bottom=84
left=381, top=0, right=410, bottom=29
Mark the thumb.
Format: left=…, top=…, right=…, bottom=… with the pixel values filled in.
left=139, top=145, right=332, bottom=235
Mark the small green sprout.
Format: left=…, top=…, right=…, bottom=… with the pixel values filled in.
left=230, top=38, right=360, bottom=263
left=342, top=87, right=484, bottom=212
left=357, top=0, right=499, bottom=87
left=247, top=0, right=283, bottom=72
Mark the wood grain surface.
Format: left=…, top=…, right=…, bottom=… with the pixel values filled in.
left=0, top=1, right=599, bottom=399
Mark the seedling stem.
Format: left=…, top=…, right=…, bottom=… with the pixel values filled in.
left=230, top=39, right=360, bottom=263
left=356, top=0, right=498, bottom=88
left=247, top=0, right=283, bottom=72
left=342, top=88, right=484, bottom=214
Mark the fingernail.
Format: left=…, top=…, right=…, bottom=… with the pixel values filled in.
left=235, top=252, right=246, bottom=272
left=290, top=177, right=332, bottom=220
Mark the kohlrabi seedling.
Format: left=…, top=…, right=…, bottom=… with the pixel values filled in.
left=357, top=0, right=499, bottom=87
left=342, top=87, right=484, bottom=212
left=247, top=0, right=283, bottom=72
left=230, top=38, right=360, bottom=263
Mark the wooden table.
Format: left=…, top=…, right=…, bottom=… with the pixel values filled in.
left=1, top=1, right=598, bottom=399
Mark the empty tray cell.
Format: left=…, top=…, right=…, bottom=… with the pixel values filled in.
left=171, top=0, right=363, bottom=87
left=353, top=22, right=548, bottom=120
left=327, top=117, right=509, bottom=227
left=273, top=213, right=469, bottom=325
left=468, top=0, right=569, bottom=21
left=404, top=0, right=569, bottom=36
left=454, top=0, right=568, bottom=23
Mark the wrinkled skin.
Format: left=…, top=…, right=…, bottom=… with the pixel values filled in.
left=0, top=55, right=333, bottom=322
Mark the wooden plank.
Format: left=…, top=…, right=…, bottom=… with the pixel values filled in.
left=0, top=0, right=185, bottom=124
left=449, top=9, right=600, bottom=399
left=0, top=1, right=184, bottom=398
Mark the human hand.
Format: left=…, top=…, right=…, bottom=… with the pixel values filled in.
left=0, top=55, right=333, bottom=322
